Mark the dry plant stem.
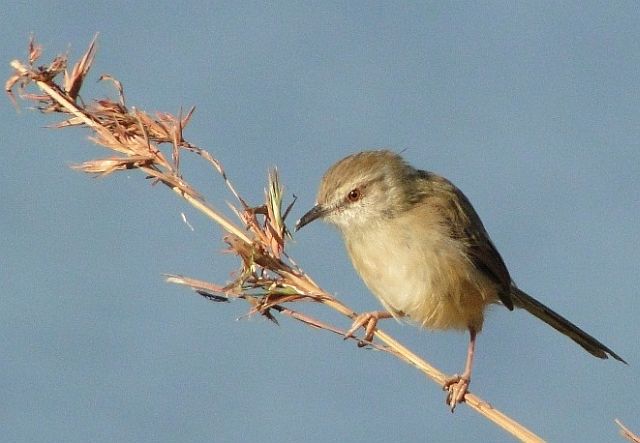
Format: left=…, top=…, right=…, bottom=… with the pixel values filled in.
left=8, top=44, right=542, bottom=443
left=281, top=271, right=544, bottom=443
left=617, top=420, right=640, bottom=443
left=165, top=275, right=388, bottom=353
left=10, top=59, right=251, bottom=245
left=179, top=190, right=251, bottom=244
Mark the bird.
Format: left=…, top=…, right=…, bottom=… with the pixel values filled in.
left=295, top=149, right=625, bottom=410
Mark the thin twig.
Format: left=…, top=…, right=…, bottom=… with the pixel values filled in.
left=616, top=420, right=640, bottom=443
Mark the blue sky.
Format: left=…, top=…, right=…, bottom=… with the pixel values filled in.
left=2, top=2, right=638, bottom=442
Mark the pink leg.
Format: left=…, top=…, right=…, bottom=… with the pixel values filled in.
left=443, top=327, right=477, bottom=411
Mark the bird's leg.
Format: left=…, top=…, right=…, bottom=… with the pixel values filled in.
left=344, top=311, right=393, bottom=346
left=443, top=327, right=477, bottom=412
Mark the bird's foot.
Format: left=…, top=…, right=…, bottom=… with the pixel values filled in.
left=344, top=311, right=390, bottom=347
left=443, top=374, right=470, bottom=412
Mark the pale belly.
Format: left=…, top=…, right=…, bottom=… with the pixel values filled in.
left=344, top=220, right=498, bottom=332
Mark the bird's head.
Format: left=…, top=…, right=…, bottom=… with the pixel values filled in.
left=296, top=150, right=416, bottom=232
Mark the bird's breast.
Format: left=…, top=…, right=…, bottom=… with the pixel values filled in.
left=343, top=213, right=497, bottom=331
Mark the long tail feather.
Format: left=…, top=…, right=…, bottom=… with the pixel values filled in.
left=510, top=287, right=626, bottom=363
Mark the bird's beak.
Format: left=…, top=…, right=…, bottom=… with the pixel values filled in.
left=295, top=204, right=328, bottom=231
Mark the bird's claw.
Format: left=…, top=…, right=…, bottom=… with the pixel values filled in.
left=443, top=374, right=470, bottom=412
left=344, top=311, right=383, bottom=347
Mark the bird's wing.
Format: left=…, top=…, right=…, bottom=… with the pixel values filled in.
left=423, top=172, right=515, bottom=310
left=452, top=187, right=514, bottom=310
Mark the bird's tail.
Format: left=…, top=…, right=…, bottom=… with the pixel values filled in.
left=510, top=287, right=626, bottom=363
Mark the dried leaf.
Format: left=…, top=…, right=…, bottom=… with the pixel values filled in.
left=65, top=34, right=98, bottom=100
left=71, top=155, right=153, bottom=176
left=28, top=35, right=42, bottom=64
left=98, top=74, right=125, bottom=107
left=196, top=290, right=229, bottom=303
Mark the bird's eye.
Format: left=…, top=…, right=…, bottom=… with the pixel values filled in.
left=347, top=188, right=361, bottom=202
